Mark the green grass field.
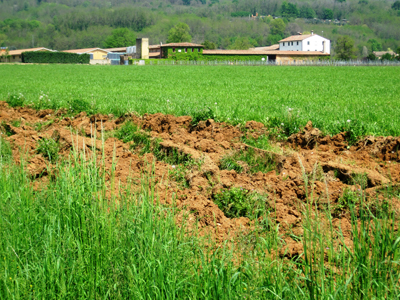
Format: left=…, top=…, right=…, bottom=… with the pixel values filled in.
left=1, top=64, right=400, bottom=137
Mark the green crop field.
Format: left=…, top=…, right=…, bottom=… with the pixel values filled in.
left=1, top=64, right=400, bottom=137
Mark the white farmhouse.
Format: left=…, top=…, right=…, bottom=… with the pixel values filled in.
left=279, top=32, right=330, bottom=54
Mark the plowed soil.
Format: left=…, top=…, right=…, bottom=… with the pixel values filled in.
left=1, top=102, right=399, bottom=257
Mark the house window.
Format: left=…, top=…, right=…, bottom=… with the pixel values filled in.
left=173, top=48, right=175, bottom=52
left=283, top=42, right=285, bottom=46
left=192, top=48, right=194, bottom=52
left=297, top=41, right=299, bottom=45
left=185, top=48, right=187, bottom=53
left=307, top=41, right=310, bottom=45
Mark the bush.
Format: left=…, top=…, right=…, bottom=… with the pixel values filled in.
left=213, top=187, right=268, bottom=219
left=36, top=138, right=59, bottom=162
left=22, top=51, right=90, bottom=64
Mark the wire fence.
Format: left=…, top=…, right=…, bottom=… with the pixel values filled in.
left=143, top=59, right=400, bottom=67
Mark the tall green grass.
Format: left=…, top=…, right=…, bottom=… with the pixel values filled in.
left=0, top=141, right=399, bottom=298
left=1, top=65, right=400, bottom=136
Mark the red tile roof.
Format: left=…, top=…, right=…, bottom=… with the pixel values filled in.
left=8, top=47, right=55, bottom=56
left=279, top=34, right=313, bottom=42
left=250, top=44, right=279, bottom=51
left=149, top=45, right=161, bottom=49
left=149, top=52, right=161, bottom=57
left=202, top=49, right=329, bottom=56
left=103, top=47, right=127, bottom=52
left=160, top=43, right=204, bottom=48
left=62, top=48, right=109, bottom=54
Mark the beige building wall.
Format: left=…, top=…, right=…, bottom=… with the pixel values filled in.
left=89, top=50, right=108, bottom=60
left=275, top=55, right=324, bottom=65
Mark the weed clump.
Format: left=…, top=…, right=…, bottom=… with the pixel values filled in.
left=213, top=187, right=268, bottom=220
left=68, top=99, right=95, bottom=115
left=0, top=137, right=12, bottom=164
left=6, top=93, right=25, bottom=107
left=220, top=147, right=275, bottom=174
left=36, top=138, right=60, bottom=162
left=191, top=107, right=214, bottom=126
left=0, top=121, right=15, bottom=137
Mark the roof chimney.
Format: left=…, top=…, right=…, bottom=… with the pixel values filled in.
left=311, top=30, right=314, bottom=35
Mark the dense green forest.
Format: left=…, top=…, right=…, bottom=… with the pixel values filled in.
left=0, top=0, right=399, bottom=57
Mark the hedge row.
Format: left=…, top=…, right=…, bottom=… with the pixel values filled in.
left=21, top=52, right=90, bottom=64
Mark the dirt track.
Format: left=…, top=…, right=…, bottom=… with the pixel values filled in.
left=1, top=101, right=399, bottom=257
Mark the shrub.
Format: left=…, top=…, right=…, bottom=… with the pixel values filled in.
left=36, top=138, right=59, bottom=162
left=22, top=52, right=90, bottom=64
left=213, top=187, right=268, bottom=219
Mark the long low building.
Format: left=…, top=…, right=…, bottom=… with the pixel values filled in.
left=203, top=49, right=330, bottom=63
left=2, top=47, right=56, bottom=62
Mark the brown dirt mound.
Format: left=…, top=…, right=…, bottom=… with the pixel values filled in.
left=1, top=102, right=399, bottom=257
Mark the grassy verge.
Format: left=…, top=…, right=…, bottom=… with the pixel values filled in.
left=0, top=137, right=399, bottom=298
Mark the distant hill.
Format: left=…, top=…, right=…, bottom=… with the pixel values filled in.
left=0, top=0, right=399, bottom=58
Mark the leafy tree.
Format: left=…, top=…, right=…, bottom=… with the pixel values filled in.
left=266, top=34, right=282, bottom=45
left=392, top=1, right=400, bottom=10
left=322, top=9, right=334, bottom=20
left=167, top=23, right=192, bottom=43
left=229, top=37, right=253, bottom=50
left=396, top=47, right=400, bottom=55
left=182, top=0, right=191, bottom=5
left=299, top=6, right=315, bottom=19
left=281, top=2, right=299, bottom=18
left=269, top=18, right=286, bottom=36
left=335, top=36, right=357, bottom=60
left=202, top=40, right=216, bottom=49
left=103, top=28, right=136, bottom=48
left=0, top=33, right=7, bottom=47
left=367, top=39, right=382, bottom=52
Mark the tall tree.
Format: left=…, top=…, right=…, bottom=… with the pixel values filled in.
left=229, top=37, right=253, bottom=50
left=335, top=36, right=357, bottom=60
left=167, top=23, right=192, bottom=43
left=103, top=28, right=136, bottom=48
left=269, top=18, right=286, bottom=36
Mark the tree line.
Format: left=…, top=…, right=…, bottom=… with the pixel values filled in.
left=0, top=0, right=399, bottom=58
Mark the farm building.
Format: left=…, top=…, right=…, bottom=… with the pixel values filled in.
left=3, top=47, right=56, bottom=62
left=279, top=32, right=330, bottom=54
left=373, top=51, right=398, bottom=59
left=160, top=43, right=204, bottom=59
left=63, top=48, right=110, bottom=64
left=202, top=49, right=329, bottom=63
